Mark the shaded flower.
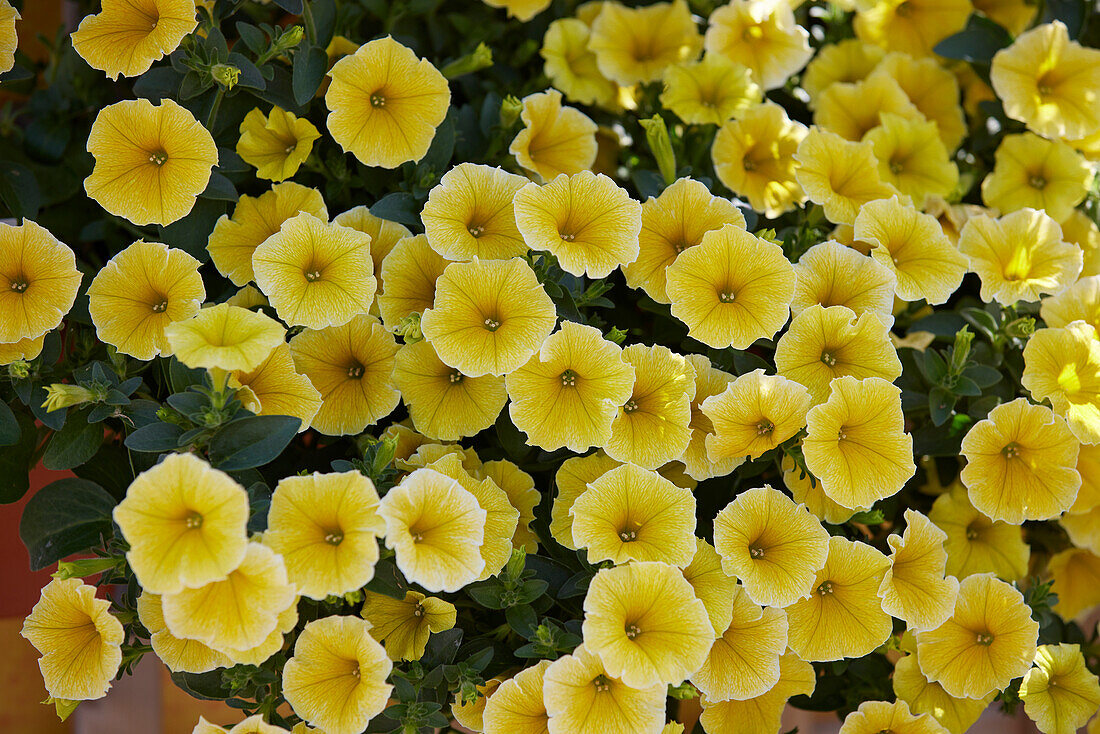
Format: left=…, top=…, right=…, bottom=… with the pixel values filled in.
left=682, top=538, right=738, bottom=635
left=421, top=163, right=529, bottom=261
left=588, top=0, right=702, bottom=86
left=482, top=0, right=551, bottom=21
left=0, top=220, right=81, bottom=344
left=230, top=343, right=322, bottom=431
left=1022, top=321, right=1100, bottom=443
left=794, top=128, right=897, bottom=226
left=893, top=648, right=993, bottom=734
left=783, top=455, right=860, bottom=524
left=870, top=53, right=967, bottom=151
left=814, top=74, right=922, bottom=142
left=376, top=234, right=451, bottom=331
left=544, top=643, right=666, bottom=734
left=791, top=240, right=896, bottom=323
left=711, top=102, right=807, bottom=217
left=1020, top=644, right=1100, bottom=734
left=551, top=452, right=621, bottom=549
left=703, top=369, right=811, bottom=462
left=360, top=590, right=456, bottom=661
left=237, top=106, right=320, bottom=182
left=332, top=206, right=411, bottom=276
left=981, top=132, right=1092, bottom=223
left=137, top=592, right=231, bottom=674
left=660, top=53, right=761, bottom=126
left=928, top=485, right=1031, bottom=582
left=541, top=18, right=617, bottom=107
left=681, top=355, right=741, bottom=481
left=481, top=459, right=540, bottom=551
left=879, top=509, right=960, bottom=631
left=839, top=700, right=951, bottom=734
left=698, top=653, right=816, bottom=734
left=704, top=0, right=812, bottom=90
left=451, top=678, right=502, bottom=733
left=0, top=0, right=17, bottom=74
left=864, top=113, right=959, bottom=203
left=854, top=0, right=970, bottom=58
left=482, top=660, right=552, bottom=734
left=1040, top=275, right=1100, bottom=330
left=801, top=39, right=885, bottom=105
left=71, top=0, right=196, bottom=79
left=165, top=303, right=285, bottom=373
left=1048, top=547, right=1100, bottom=619
left=509, top=89, right=598, bottom=181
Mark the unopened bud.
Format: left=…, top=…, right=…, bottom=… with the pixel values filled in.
left=210, top=64, right=240, bottom=89
left=394, top=312, right=424, bottom=343
left=442, top=42, right=493, bottom=79
left=41, top=384, right=96, bottom=413
left=274, top=25, right=305, bottom=52
left=500, top=95, right=523, bottom=129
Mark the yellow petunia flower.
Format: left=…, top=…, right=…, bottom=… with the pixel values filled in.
left=791, top=240, right=897, bottom=323
left=0, top=335, right=44, bottom=365
left=795, top=128, right=898, bottom=226
left=421, top=163, right=529, bottom=261
left=703, top=369, right=811, bottom=462
left=894, top=649, right=993, bottom=734
left=230, top=343, right=322, bottom=431
left=1041, top=275, right=1100, bottom=330
left=582, top=561, right=714, bottom=688
left=864, top=114, right=960, bottom=203
left=289, top=314, right=400, bottom=435
left=803, top=375, right=914, bottom=509
left=1069, top=442, right=1100, bottom=514
left=544, top=643, right=666, bottom=734
left=85, top=98, right=217, bottom=226
left=854, top=196, right=968, bottom=304
left=193, top=715, right=289, bottom=734
left=588, top=0, right=702, bottom=87
left=236, top=106, right=320, bottom=183
left=71, top=0, right=196, bottom=79
left=325, top=36, right=450, bottom=168
left=839, top=700, right=950, bottom=734
left=451, top=678, right=502, bottom=732
left=360, top=590, right=456, bottom=662
left=1022, top=321, right=1100, bottom=444
left=660, top=53, right=762, bottom=126
left=1060, top=505, right=1100, bottom=555
left=775, top=305, right=902, bottom=405
left=1020, top=644, right=1100, bottom=734
left=161, top=542, right=296, bottom=653
left=114, top=452, right=249, bottom=595
left=88, top=240, right=203, bottom=360
left=680, top=355, right=740, bottom=481
left=166, top=303, right=285, bottom=373
left=482, top=660, right=552, bottom=734
left=605, top=343, right=696, bottom=469
left=393, top=339, right=507, bottom=441
left=377, top=467, right=486, bottom=592
left=973, top=0, right=1036, bottom=35
left=666, top=224, right=795, bottom=349
left=713, top=485, right=831, bottom=608
left=1048, top=547, right=1100, bottom=619
left=398, top=442, right=482, bottom=475
left=376, top=234, right=451, bottom=331
left=712, top=102, right=807, bottom=217
left=682, top=537, right=738, bottom=635
left=262, top=471, right=385, bottom=600
left=698, top=652, right=816, bottom=734
left=509, top=89, right=598, bottom=182
left=870, top=52, right=967, bottom=151
left=506, top=320, right=635, bottom=452
left=928, top=484, right=1030, bottom=581
left=282, top=616, right=393, bottom=734
left=691, top=585, right=788, bottom=701
left=332, top=206, right=410, bottom=276
left=982, top=133, right=1092, bottom=224
left=814, top=74, right=922, bottom=142
left=514, top=171, right=641, bottom=278
left=990, top=21, right=1100, bottom=140
left=421, top=257, right=557, bottom=377
left=623, top=177, right=745, bottom=304
left=482, top=0, right=551, bottom=20
left=137, top=592, right=231, bottom=674
left=705, top=0, right=812, bottom=90
left=783, top=454, right=860, bottom=524
left=0, top=220, right=81, bottom=344
left=21, top=578, right=124, bottom=701
left=209, top=591, right=299, bottom=668
left=0, top=0, right=17, bottom=74
left=787, top=536, right=892, bottom=661
left=801, top=38, right=886, bottom=106
left=916, top=573, right=1039, bottom=699
left=960, top=398, right=1081, bottom=523
left=879, top=509, right=960, bottom=631
left=570, top=462, right=696, bottom=566
left=551, top=452, right=621, bottom=549
left=854, top=0, right=970, bottom=58
left=481, top=459, right=540, bottom=551
left=541, top=18, right=617, bottom=108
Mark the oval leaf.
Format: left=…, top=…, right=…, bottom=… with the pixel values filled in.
left=19, top=478, right=117, bottom=570
left=208, top=415, right=301, bottom=471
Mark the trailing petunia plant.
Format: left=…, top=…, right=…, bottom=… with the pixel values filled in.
left=2, top=0, right=1100, bottom=733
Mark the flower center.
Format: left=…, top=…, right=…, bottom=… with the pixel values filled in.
left=1028, top=174, right=1047, bottom=190
left=965, top=522, right=982, bottom=540
left=975, top=632, right=994, bottom=646
left=370, top=93, right=386, bottom=108
left=467, top=224, right=485, bottom=237
left=185, top=511, right=203, bottom=529
left=672, top=241, right=690, bottom=254
left=413, top=603, right=425, bottom=618
left=411, top=530, right=424, bottom=542
left=560, top=369, right=577, bottom=387
left=324, top=530, right=344, bottom=546
left=743, top=157, right=757, bottom=172
left=148, top=150, right=169, bottom=166
left=719, top=291, right=736, bottom=303
left=482, top=317, right=501, bottom=332
left=560, top=232, right=576, bottom=242
left=350, top=664, right=361, bottom=678
left=284, top=144, right=296, bottom=154
left=347, top=363, right=365, bottom=379
left=151, top=299, right=169, bottom=313
left=895, top=1, right=912, bottom=16
left=593, top=675, right=611, bottom=692
left=837, top=426, right=848, bottom=440
left=448, top=369, right=464, bottom=384
left=623, top=399, right=639, bottom=413
left=619, top=528, right=637, bottom=542
left=820, top=351, right=838, bottom=367
left=1001, top=442, right=1021, bottom=459
left=749, top=545, right=765, bottom=559
left=742, top=25, right=764, bottom=41
left=756, top=419, right=774, bottom=436
left=817, top=581, right=834, bottom=595
left=9, top=278, right=28, bottom=293
left=889, top=160, right=904, bottom=175
left=625, top=624, right=642, bottom=639
left=305, top=269, right=323, bottom=282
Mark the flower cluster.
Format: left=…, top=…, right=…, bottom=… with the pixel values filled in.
left=2, top=0, right=1100, bottom=733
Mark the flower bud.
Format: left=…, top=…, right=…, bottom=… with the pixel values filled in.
left=639, top=115, right=676, bottom=185
left=41, top=384, right=96, bottom=413
left=442, top=42, right=493, bottom=79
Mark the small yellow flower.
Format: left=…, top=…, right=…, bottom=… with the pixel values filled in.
left=71, top=0, right=196, bottom=79
left=166, top=303, right=285, bottom=373
left=421, top=258, right=557, bottom=377
left=775, top=305, right=902, bottom=404
left=1020, top=644, right=1100, bottom=734
left=854, top=196, right=968, bottom=304
left=193, top=715, right=290, bottom=734
left=289, top=314, right=400, bottom=435
left=325, top=36, right=450, bottom=168
left=543, top=644, right=666, bottom=734
left=918, top=574, right=1040, bottom=701
left=332, top=206, right=411, bottom=276
left=582, top=561, right=714, bottom=688
left=0, top=0, right=18, bottom=74
left=588, top=0, right=702, bottom=86
left=513, top=171, right=642, bottom=278
left=814, top=74, right=922, bottom=142
left=482, top=660, right=552, bottom=734
left=0, top=334, right=44, bottom=365
left=929, top=484, right=1031, bottom=581
left=1042, top=275, right=1100, bottom=331
left=1060, top=505, right=1100, bottom=555
left=451, top=678, right=502, bottom=733
left=981, top=133, right=1092, bottom=223
left=282, top=616, right=393, bottom=734
left=682, top=537, right=738, bottom=635
left=893, top=648, right=994, bottom=734
left=783, top=454, right=860, bottom=524
left=879, top=509, right=960, bottom=631
left=703, top=369, right=811, bottom=462
left=712, top=102, right=807, bottom=217
left=795, top=128, right=898, bottom=226
left=236, top=106, right=320, bottom=182
left=421, top=163, right=529, bottom=261
left=713, top=485, right=831, bottom=608
left=839, top=700, right=951, bottom=734
left=509, top=89, right=598, bottom=182
left=623, top=177, right=746, bottom=304
left=698, top=653, right=816, bottom=734
left=138, top=592, right=231, bottom=674
left=864, top=113, right=960, bottom=203
left=481, top=459, right=540, bottom=551
left=801, top=39, right=886, bottom=106
left=377, top=467, right=487, bottom=592
left=551, top=452, right=621, bottom=549
left=88, top=240, right=204, bottom=360
left=481, top=0, right=551, bottom=21
left=506, top=320, right=635, bottom=452
left=114, top=453, right=249, bottom=595
left=660, top=53, right=762, bottom=126
left=1048, top=547, right=1100, bottom=619
left=360, top=590, right=456, bottom=662
left=666, top=224, right=795, bottom=349
left=680, top=355, right=741, bottom=481
left=21, top=578, right=124, bottom=701
left=541, top=18, right=617, bottom=107
left=870, top=53, right=967, bottom=151
left=854, top=0, right=971, bottom=58
left=85, top=98, right=218, bottom=226
left=1022, top=321, right=1100, bottom=444
left=960, top=398, right=1081, bottom=523
left=230, top=344, right=322, bottom=431
left=990, top=21, right=1100, bottom=140
left=0, top=220, right=81, bottom=344
left=791, top=240, right=897, bottom=323
left=376, top=234, right=451, bottom=331
left=705, top=0, right=812, bottom=90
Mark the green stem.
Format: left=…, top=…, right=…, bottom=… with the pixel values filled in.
left=301, top=1, right=317, bottom=44
left=206, top=87, right=225, bottom=130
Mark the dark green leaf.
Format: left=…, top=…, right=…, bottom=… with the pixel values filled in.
left=24, top=117, right=71, bottom=162
left=42, top=414, right=103, bottom=471
left=199, top=172, right=238, bottom=202
left=235, top=22, right=267, bottom=54
left=273, top=0, right=304, bottom=13
left=19, top=478, right=116, bottom=570
left=909, top=311, right=967, bottom=337
left=370, top=193, right=422, bottom=228
left=226, top=53, right=266, bottom=90
left=364, top=558, right=408, bottom=600
left=0, top=160, right=41, bottom=219
left=1041, top=0, right=1087, bottom=37
left=506, top=605, right=538, bottom=638
left=467, top=583, right=506, bottom=609
left=0, top=408, right=38, bottom=503
left=170, top=670, right=234, bottom=701
left=133, top=66, right=185, bottom=101
left=0, top=400, right=18, bottom=447
left=208, top=415, right=300, bottom=470
left=30, top=385, right=66, bottom=430
left=933, top=14, right=1013, bottom=62
left=125, top=422, right=186, bottom=452
left=158, top=198, right=227, bottom=262
left=292, top=46, right=328, bottom=106
left=928, top=387, right=956, bottom=427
